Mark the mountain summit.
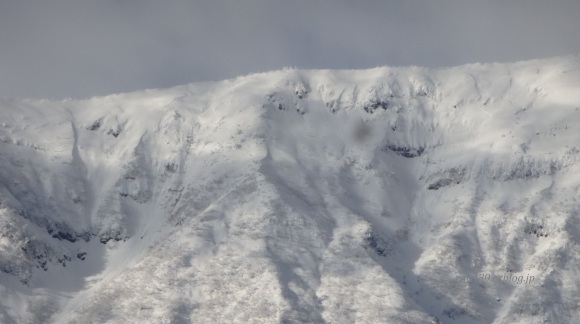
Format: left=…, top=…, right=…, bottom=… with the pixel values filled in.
left=1, top=57, right=579, bottom=323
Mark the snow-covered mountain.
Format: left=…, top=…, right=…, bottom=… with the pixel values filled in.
left=1, top=56, right=579, bottom=323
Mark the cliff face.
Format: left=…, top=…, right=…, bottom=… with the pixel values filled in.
left=1, top=57, right=579, bottom=323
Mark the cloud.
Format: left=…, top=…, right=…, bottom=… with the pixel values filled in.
left=1, top=0, right=579, bottom=99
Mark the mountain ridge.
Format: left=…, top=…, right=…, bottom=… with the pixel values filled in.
left=1, top=56, right=579, bottom=323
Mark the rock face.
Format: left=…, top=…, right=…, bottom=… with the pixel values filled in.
left=1, top=56, right=580, bottom=323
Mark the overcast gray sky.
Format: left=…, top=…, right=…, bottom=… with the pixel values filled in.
left=1, top=0, right=579, bottom=99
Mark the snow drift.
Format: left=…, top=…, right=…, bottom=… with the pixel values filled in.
left=1, top=56, right=580, bottom=323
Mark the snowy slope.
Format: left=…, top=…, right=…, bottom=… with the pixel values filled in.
left=1, top=56, right=580, bottom=323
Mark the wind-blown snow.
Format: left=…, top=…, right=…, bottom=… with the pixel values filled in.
left=1, top=56, right=580, bottom=323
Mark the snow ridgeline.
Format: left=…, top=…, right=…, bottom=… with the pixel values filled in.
left=0, top=56, right=579, bottom=323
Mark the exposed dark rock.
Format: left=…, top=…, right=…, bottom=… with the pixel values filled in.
left=88, top=120, right=101, bottom=131
left=99, top=235, right=125, bottom=244
left=524, top=224, right=547, bottom=237
left=48, top=227, right=91, bottom=243
left=428, top=179, right=453, bottom=190
left=79, top=232, right=91, bottom=242
left=364, top=230, right=391, bottom=257
left=165, top=163, right=178, bottom=173
left=385, top=144, right=425, bottom=158
left=57, top=254, right=72, bottom=267
left=52, top=231, right=77, bottom=243
left=107, top=129, right=120, bottom=137
left=427, top=168, right=465, bottom=190
left=326, top=102, right=337, bottom=113
left=363, top=100, right=389, bottom=114
left=22, top=241, right=50, bottom=271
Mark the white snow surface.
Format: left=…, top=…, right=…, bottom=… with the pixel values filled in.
left=1, top=56, right=580, bottom=323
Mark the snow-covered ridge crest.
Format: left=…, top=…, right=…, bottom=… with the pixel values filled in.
left=0, top=56, right=579, bottom=323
